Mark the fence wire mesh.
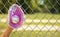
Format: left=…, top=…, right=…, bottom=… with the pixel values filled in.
left=0, top=0, right=60, bottom=37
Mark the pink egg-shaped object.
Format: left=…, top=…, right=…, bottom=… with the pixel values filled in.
left=8, top=4, right=24, bottom=29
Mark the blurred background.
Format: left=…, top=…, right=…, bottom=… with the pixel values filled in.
left=0, top=0, right=60, bottom=37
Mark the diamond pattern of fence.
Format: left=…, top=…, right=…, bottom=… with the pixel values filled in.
left=0, top=0, right=60, bottom=37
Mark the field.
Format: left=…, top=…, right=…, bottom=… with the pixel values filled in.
left=0, top=13, right=60, bottom=37
left=0, top=13, right=60, bottom=20
left=0, top=30, right=60, bottom=37
left=0, top=13, right=60, bottom=29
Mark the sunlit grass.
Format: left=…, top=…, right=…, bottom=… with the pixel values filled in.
left=0, top=14, right=7, bottom=19
left=0, top=13, right=60, bottom=32
left=0, top=13, right=60, bottom=37
left=24, top=22, right=60, bottom=26
left=9, top=30, right=60, bottom=37
left=0, top=30, right=60, bottom=37
left=0, top=22, right=60, bottom=30
left=0, top=13, right=60, bottom=20
left=0, top=22, right=8, bottom=29
left=25, top=13, right=60, bottom=20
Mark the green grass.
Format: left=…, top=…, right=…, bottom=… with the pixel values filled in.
left=24, top=22, right=60, bottom=26
left=25, top=13, right=60, bottom=20
left=0, top=13, right=60, bottom=29
left=0, top=13, right=60, bottom=37
left=0, top=11, right=60, bottom=37
left=0, top=14, right=7, bottom=19
left=0, top=30, right=60, bottom=37
left=0, top=32, right=2, bottom=35
left=0, top=13, right=60, bottom=20
left=0, top=22, right=60, bottom=30
left=0, top=22, right=59, bottom=37
left=0, top=22, right=8, bottom=30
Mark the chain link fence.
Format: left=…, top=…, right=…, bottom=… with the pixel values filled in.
left=0, top=0, right=60, bottom=37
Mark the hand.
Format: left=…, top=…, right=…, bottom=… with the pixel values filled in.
left=1, top=26, right=13, bottom=37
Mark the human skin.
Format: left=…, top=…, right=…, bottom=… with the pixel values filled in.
left=0, top=26, right=13, bottom=37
